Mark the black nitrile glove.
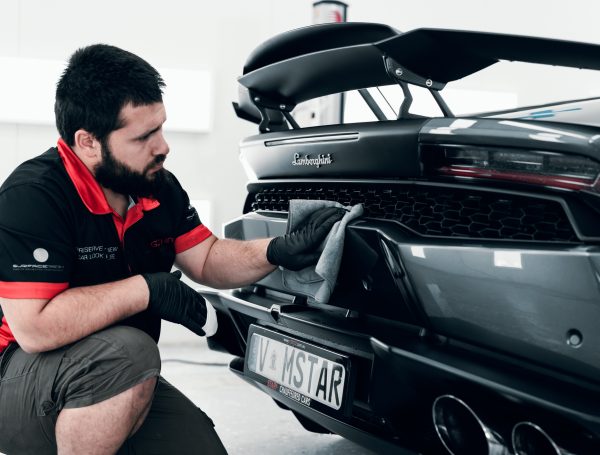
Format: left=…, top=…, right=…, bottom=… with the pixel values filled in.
left=142, top=270, right=207, bottom=336
left=267, top=206, right=346, bottom=271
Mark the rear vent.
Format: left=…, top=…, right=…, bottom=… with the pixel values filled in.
left=248, top=184, right=578, bottom=242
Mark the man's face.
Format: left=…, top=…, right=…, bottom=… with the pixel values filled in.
left=94, top=102, right=169, bottom=197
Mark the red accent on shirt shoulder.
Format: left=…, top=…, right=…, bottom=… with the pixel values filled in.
left=175, top=225, right=213, bottom=254
left=0, top=317, right=15, bottom=354
left=56, top=139, right=112, bottom=215
left=0, top=281, right=69, bottom=299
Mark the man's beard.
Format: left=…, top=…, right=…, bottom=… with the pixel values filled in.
left=95, top=139, right=166, bottom=198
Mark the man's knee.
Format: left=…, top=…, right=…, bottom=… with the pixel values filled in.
left=90, top=325, right=160, bottom=368
left=93, top=325, right=161, bottom=371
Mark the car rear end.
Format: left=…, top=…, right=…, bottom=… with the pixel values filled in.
left=201, top=23, right=600, bottom=454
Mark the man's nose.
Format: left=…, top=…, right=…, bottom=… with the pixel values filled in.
left=152, top=131, right=169, bottom=156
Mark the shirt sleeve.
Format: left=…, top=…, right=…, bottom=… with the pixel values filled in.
left=0, top=184, right=73, bottom=299
left=167, top=175, right=213, bottom=254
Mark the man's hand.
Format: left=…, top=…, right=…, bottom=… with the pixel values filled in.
left=267, top=206, right=345, bottom=271
left=142, top=270, right=208, bottom=336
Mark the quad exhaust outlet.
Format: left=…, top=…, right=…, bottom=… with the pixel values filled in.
left=432, top=396, right=578, bottom=455
left=512, top=421, right=573, bottom=455
left=432, top=394, right=508, bottom=455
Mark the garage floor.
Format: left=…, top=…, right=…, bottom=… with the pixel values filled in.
left=159, top=321, right=375, bottom=455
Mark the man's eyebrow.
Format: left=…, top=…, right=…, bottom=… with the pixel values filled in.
left=134, top=124, right=162, bottom=140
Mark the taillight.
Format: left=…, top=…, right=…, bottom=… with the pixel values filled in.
left=420, top=144, right=600, bottom=192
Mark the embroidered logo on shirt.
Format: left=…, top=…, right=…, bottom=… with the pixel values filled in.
left=12, top=248, right=64, bottom=272
left=149, top=237, right=174, bottom=248
left=33, top=248, right=49, bottom=263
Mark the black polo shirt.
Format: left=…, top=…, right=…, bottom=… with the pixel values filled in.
left=0, top=139, right=212, bottom=353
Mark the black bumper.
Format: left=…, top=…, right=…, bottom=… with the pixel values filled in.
left=201, top=287, right=600, bottom=454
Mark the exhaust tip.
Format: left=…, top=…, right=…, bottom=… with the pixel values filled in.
left=512, top=422, right=563, bottom=455
left=432, top=394, right=507, bottom=455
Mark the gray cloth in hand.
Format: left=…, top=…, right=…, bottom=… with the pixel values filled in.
left=281, top=199, right=363, bottom=304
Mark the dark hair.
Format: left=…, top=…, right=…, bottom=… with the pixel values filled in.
left=55, top=44, right=165, bottom=146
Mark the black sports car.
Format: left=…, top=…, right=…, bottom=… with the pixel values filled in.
left=201, top=23, right=600, bottom=454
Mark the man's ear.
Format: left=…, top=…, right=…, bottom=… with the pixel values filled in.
left=73, top=129, right=101, bottom=159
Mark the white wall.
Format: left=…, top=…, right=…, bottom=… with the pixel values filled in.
left=1, top=0, right=599, bottom=232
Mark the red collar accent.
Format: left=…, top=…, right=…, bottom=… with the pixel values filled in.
left=56, top=138, right=160, bottom=215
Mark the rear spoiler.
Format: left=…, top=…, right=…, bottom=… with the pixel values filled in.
left=235, top=23, right=600, bottom=124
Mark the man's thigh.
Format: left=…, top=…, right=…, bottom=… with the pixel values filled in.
left=0, top=326, right=160, bottom=455
left=119, top=377, right=228, bottom=455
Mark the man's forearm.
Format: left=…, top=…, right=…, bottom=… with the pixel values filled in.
left=194, top=238, right=276, bottom=289
left=175, top=207, right=345, bottom=290
left=6, top=275, right=149, bottom=353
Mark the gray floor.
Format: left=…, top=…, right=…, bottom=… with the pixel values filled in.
left=159, top=321, right=376, bottom=455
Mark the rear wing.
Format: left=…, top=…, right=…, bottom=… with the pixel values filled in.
left=235, top=22, right=600, bottom=131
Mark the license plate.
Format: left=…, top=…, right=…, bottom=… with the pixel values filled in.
left=245, top=327, right=348, bottom=411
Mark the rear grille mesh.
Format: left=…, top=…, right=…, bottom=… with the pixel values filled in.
left=248, top=184, right=578, bottom=242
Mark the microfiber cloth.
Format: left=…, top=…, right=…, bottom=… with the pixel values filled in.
left=281, top=199, right=364, bottom=304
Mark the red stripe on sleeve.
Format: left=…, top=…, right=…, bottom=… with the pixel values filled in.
left=0, top=281, right=69, bottom=299
left=174, top=225, right=213, bottom=254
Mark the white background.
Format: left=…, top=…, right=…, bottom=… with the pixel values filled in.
left=1, top=0, right=599, bottom=233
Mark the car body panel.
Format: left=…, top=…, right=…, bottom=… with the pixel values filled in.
left=204, top=22, right=600, bottom=455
